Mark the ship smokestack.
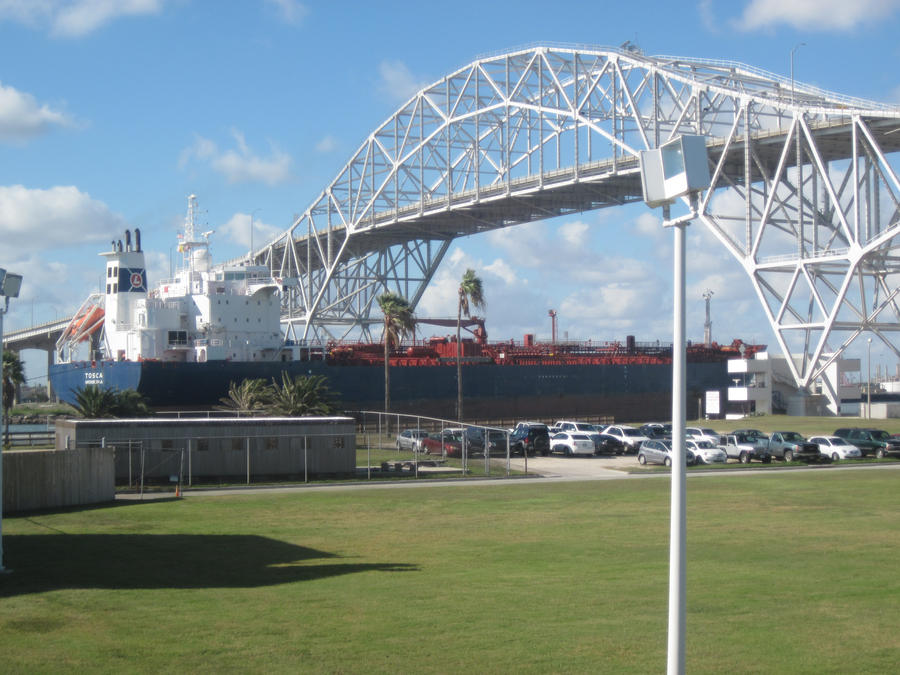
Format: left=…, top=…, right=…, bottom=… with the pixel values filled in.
left=117, top=239, right=123, bottom=252
left=125, top=230, right=132, bottom=252
left=134, top=228, right=141, bottom=252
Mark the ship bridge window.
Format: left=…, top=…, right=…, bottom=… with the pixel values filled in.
left=224, top=271, right=246, bottom=281
left=107, top=267, right=113, bottom=278
left=112, top=283, right=118, bottom=293
left=167, top=330, right=188, bottom=345
left=106, top=284, right=111, bottom=294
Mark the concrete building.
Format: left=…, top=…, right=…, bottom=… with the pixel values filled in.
left=726, top=352, right=860, bottom=417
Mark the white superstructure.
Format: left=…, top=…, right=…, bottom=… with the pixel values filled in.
left=59, top=195, right=287, bottom=365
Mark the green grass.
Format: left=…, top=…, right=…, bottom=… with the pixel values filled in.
left=2, top=471, right=899, bottom=673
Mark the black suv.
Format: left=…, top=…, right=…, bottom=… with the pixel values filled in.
left=833, top=428, right=900, bottom=458
left=510, top=423, right=551, bottom=456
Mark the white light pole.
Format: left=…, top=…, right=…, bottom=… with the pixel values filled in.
left=867, top=337, right=872, bottom=419
left=790, top=42, right=806, bottom=105
left=0, top=267, right=24, bottom=574
left=640, top=135, right=710, bottom=675
left=249, top=208, right=262, bottom=258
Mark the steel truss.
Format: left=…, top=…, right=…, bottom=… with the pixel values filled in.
left=246, top=43, right=900, bottom=406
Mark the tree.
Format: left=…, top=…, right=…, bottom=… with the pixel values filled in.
left=216, top=378, right=270, bottom=415
left=71, top=386, right=151, bottom=418
left=2, top=350, right=25, bottom=447
left=376, top=292, right=414, bottom=412
left=268, top=372, right=339, bottom=416
left=456, top=269, right=485, bottom=420
left=110, top=389, right=152, bottom=417
left=72, top=386, right=119, bottom=418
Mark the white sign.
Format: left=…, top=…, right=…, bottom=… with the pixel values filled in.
left=705, top=390, right=721, bottom=416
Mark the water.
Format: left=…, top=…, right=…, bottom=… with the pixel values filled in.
left=7, top=423, right=54, bottom=433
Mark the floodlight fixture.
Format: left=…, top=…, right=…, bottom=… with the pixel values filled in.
left=0, top=270, right=23, bottom=299
left=639, top=135, right=711, bottom=208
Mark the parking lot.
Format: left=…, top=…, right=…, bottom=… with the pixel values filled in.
left=507, top=453, right=637, bottom=479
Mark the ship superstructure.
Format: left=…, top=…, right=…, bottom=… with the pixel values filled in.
left=58, top=195, right=285, bottom=366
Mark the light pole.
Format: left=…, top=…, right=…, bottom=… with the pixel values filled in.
left=790, top=42, right=806, bottom=105
left=0, top=267, right=24, bottom=573
left=867, top=337, right=872, bottom=419
left=640, top=135, right=711, bottom=675
left=249, top=208, right=262, bottom=258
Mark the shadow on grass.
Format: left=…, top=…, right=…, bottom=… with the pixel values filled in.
left=0, top=534, right=417, bottom=597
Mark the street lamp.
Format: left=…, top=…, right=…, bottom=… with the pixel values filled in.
left=867, top=337, right=872, bottom=419
left=640, top=135, right=711, bottom=675
left=249, top=208, right=262, bottom=258
left=0, top=267, right=24, bottom=574
left=790, top=42, right=806, bottom=105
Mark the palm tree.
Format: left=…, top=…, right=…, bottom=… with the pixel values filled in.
left=268, top=372, right=339, bottom=416
left=2, top=350, right=25, bottom=447
left=111, top=389, right=152, bottom=417
left=216, top=378, right=270, bottom=415
left=456, top=269, right=485, bottom=420
left=376, top=292, right=414, bottom=412
left=72, top=386, right=119, bottom=418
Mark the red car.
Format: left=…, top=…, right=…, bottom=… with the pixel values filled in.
left=421, top=428, right=464, bottom=457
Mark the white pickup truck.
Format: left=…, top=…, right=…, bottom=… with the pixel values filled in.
left=721, top=432, right=772, bottom=464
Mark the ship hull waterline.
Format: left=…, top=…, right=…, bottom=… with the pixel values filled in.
left=49, top=360, right=730, bottom=421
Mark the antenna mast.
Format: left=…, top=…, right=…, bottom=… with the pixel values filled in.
left=702, top=289, right=714, bottom=346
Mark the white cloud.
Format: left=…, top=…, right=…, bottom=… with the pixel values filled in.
left=265, top=0, right=307, bottom=25
left=558, top=220, right=589, bottom=247
left=0, top=184, right=124, bottom=251
left=218, top=211, right=283, bottom=250
left=377, top=59, right=429, bottom=103
left=0, top=81, right=72, bottom=142
left=734, top=0, right=900, bottom=31
left=0, top=0, right=165, bottom=37
left=315, top=135, right=338, bottom=153
left=179, top=130, right=292, bottom=185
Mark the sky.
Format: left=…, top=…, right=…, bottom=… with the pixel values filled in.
left=2, top=0, right=900, bottom=384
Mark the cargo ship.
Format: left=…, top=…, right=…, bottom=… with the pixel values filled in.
left=50, top=196, right=762, bottom=421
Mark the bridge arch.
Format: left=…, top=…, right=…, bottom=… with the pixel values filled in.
left=251, top=43, right=900, bottom=409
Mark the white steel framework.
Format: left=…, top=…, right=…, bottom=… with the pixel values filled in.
left=245, top=43, right=900, bottom=408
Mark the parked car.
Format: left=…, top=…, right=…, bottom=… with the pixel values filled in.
left=809, top=436, right=862, bottom=461
left=550, top=432, right=596, bottom=457
left=553, top=421, right=605, bottom=451
left=833, top=428, right=900, bottom=458
left=637, top=439, right=696, bottom=466
left=685, top=427, right=721, bottom=444
left=465, top=427, right=509, bottom=456
left=639, top=423, right=671, bottom=439
left=721, top=432, right=772, bottom=463
left=396, top=428, right=429, bottom=452
left=509, top=423, right=551, bottom=456
left=765, top=431, right=826, bottom=462
left=686, top=439, right=727, bottom=464
left=421, top=428, right=465, bottom=457
left=594, top=434, right=626, bottom=456
left=601, top=425, right=649, bottom=454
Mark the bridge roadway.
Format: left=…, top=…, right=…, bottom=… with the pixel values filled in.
left=261, top=118, right=900, bottom=277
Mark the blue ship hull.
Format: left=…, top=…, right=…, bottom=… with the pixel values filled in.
left=50, top=359, right=730, bottom=420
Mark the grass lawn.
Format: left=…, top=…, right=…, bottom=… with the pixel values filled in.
left=2, top=470, right=898, bottom=673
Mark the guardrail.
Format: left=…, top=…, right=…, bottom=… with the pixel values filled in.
left=6, top=431, right=54, bottom=447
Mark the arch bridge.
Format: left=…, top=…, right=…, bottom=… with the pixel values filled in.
left=247, top=43, right=900, bottom=409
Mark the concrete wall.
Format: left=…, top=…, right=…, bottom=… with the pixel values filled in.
left=55, top=416, right=356, bottom=482
left=2, top=447, right=115, bottom=513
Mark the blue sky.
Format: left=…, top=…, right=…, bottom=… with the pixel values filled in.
left=2, top=0, right=900, bottom=384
